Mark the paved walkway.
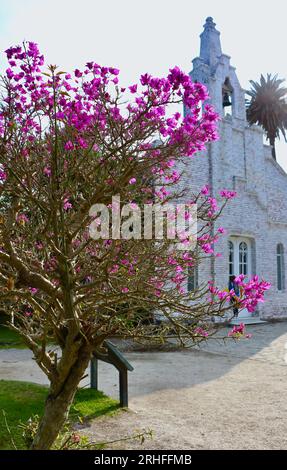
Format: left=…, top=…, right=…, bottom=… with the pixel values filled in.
left=1, top=322, right=287, bottom=449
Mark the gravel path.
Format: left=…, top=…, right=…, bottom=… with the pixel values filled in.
left=1, top=322, right=287, bottom=449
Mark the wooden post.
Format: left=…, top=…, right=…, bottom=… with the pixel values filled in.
left=119, top=369, right=128, bottom=407
left=90, top=341, right=133, bottom=407
left=90, top=357, right=98, bottom=390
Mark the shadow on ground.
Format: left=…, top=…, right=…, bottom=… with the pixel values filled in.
left=81, top=322, right=287, bottom=450
left=93, top=322, right=287, bottom=399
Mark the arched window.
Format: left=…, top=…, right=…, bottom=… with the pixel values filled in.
left=239, top=242, right=248, bottom=275
left=228, top=241, right=234, bottom=276
left=187, top=265, right=198, bottom=292
left=277, top=244, right=285, bottom=291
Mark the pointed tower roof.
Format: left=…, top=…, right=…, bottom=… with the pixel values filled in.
left=199, top=17, right=222, bottom=66
left=190, top=18, right=246, bottom=120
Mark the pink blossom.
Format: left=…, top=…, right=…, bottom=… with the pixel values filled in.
left=201, top=185, right=210, bottom=196
left=71, top=433, right=81, bottom=444
left=43, top=166, right=51, bottom=177
left=110, top=264, right=119, bottom=274
left=194, top=327, right=209, bottom=338
left=24, top=310, right=33, bottom=317
left=129, top=84, right=137, bottom=94
left=202, top=243, right=213, bottom=254
left=228, top=323, right=251, bottom=339
left=74, top=69, right=82, bottom=78
left=29, top=287, right=38, bottom=295
left=16, top=213, right=29, bottom=224
left=109, top=67, right=120, bottom=76
left=6, top=68, right=14, bottom=80
left=35, top=241, right=43, bottom=250
left=0, top=169, right=7, bottom=181
left=64, top=141, right=74, bottom=151
left=63, top=198, right=73, bottom=211
left=220, top=190, right=237, bottom=199
left=77, top=137, right=88, bottom=149
left=140, top=73, right=151, bottom=86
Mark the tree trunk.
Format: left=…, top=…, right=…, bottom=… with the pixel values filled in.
left=30, top=349, right=91, bottom=450
left=270, top=137, right=276, bottom=160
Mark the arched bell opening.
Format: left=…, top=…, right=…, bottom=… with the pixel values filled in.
left=222, top=77, right=233, bottom=117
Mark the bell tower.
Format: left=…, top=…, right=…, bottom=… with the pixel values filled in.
left=190, top=17, right=246, bottom=121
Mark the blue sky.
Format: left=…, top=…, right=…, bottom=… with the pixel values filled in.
left=0, top=0, right=286, bottom=169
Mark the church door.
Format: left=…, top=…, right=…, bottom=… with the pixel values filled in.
left=228, top=237, right=252, bottom=319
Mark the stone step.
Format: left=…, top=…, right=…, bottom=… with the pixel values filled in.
left=229, top=317, right=267, bottom=325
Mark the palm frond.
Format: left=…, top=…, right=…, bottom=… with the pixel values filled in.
left=246, top=73, right=287, bottom=156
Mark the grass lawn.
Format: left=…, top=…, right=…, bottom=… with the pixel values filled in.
left=0, top=380, right=119, bottom=450
left=0, top=326, right=26, bottom=349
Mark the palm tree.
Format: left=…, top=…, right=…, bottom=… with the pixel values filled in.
left=246, top=74, right=287, bottom=160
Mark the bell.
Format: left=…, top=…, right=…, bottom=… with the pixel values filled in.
left=223, top=92, right=232, bottom=107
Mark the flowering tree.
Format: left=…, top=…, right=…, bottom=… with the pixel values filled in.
left=0, top=42, right=270, bottom=449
